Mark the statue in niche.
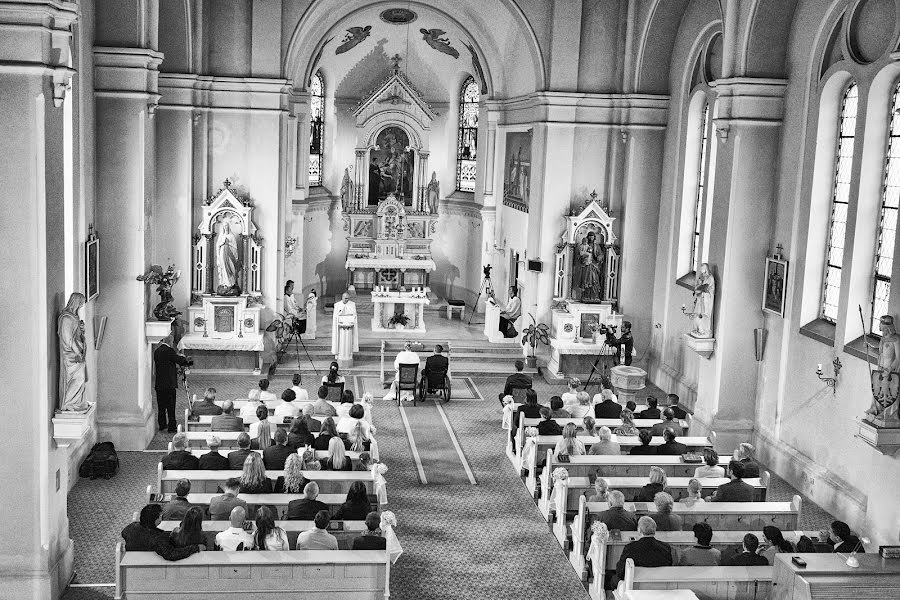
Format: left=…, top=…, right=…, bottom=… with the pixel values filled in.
left=865, top=314, right=900, bottom=424
left=577, top=230, right=605, bottom=302
left=58, top=292, right=91, bottom=412
left=690, top=263, right=715, bottom=338
left=340, top=168, right=354, bottom=212
left=426, top=172, right=440, bottom=213
left=216, top=216, right=242, bottom=294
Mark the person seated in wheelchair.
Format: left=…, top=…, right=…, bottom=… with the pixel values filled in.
left=383, top=341, right=421, bottom=402
left=422, top=345, right=449, bottom=393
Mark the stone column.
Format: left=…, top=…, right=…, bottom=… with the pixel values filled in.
left=417, top=151, right=430, bottom=211
left=0, top=3, right=78, bottom=597
left=292, top=91, right=310, bottom=202
left=354, top=149, right=366, bottom=209
left=697, top=78, right=787, bottom=449
left=93, top=47, right=164, bottom=449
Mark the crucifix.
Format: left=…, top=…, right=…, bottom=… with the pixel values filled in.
left=390, top=54, right=402, bottom=71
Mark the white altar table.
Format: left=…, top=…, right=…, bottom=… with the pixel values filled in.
left=346, top=256, right=436, bottom=292
left=178, top=333, right=265, bottom=374
left=370, top=287, right=430, bottom=333
left=547, top=338, right=615, bottom=379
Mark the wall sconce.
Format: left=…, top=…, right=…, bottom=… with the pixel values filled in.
left=816, top=357, right=842, bottom=393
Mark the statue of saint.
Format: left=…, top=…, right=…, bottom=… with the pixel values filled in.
left=58, top=292, right=91, bottom=412
left=578, top=231, right=604, bottom=302
left=340, top=168, right=354, bottom=212
left=216, top=220, right=240, bottom=290
left=865, top=314, right=900, bottom=424
left=691, top=263, right=715, bottom=338
left=426, top=172, right=440, bottom=213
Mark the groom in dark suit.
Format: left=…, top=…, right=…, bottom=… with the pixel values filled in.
left=153, top=330, right=191, bottom=433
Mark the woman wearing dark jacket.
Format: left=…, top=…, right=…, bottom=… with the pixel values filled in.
left=287, top=417, right=316, bottom=449
left=313, top=417, right=339, bottom=451
left=239, top=453, right=274, bottom=494
left=333, top=481, right=372, bottom=520
left=320, top=436, right=353, bottom=471
left=635, top=466, right=668, bottom=502
left=170, top=506, right=206, bottom=548
left=121, top=504, right=204, bottom=560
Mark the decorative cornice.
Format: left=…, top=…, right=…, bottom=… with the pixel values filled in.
left=352, top=68, right=437, bottom=119
left=486, top=92, right=670, bottom=128
left=158, top=74, right=290, bottom=112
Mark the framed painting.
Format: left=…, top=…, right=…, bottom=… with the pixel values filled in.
left=85, top=235, right=99, bottom=301
left=762, top=257, right=788, bottom=317
left=502, top=130, right=531, bottom=212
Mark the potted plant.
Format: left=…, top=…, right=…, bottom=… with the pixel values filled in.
left=521, top=313, right=550, bottom=368
left=264, top=313, right=306, bottom=378
left=388, top=313, right=410, bottom=330
left=137, top=264, right=182, bottom=321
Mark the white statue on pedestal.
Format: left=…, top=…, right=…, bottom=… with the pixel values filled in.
left=58, top=292, right=91, bottom=412
left=690, top=263, right=715, bottom=338
left=216, top=219, right=241, bottom=291
left=865, top=314, right=900, bottom=425
left=304, top=289, right=318, bottom=339
left=331, top=292, right=359, bottom=357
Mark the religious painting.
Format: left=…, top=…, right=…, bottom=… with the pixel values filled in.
left=368, top=126, right=415, bottom=206
left=763, top=257, right=788, bottom=317
left=579, top=313, right=601, bottom=340
left=573, top=225, right=606, bottom=303
left=503, top=131, right=531, bottom=212
left=85, top=235, right=99, bottom=301
left=214, top=212, right=244, bottom=295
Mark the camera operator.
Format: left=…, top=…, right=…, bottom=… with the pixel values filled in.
left=154, top=329, right=193, bottom=433
left=606, top=320, right=634, bottom=366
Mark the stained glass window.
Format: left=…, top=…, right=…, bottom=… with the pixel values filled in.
left=690, top=102, right=711, bottom=274
left=871, top=83, right=900, bottom=335
left=308, top=72, right=324, bottom=186
left=456, top=77, right=479, bottom=192
left=821, top=83, right=858, bottom=323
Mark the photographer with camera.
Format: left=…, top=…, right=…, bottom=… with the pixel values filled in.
left=606, top=320, right=634, bottom=366
left=154, top=329, right=193, bottom=433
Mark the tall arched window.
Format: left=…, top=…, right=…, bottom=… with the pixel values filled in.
left=308, top=72, right=325, bottom=187
left=690, top=102, right=712, bottom=273
left=871, top=83, right=900, bottom=334
left=821, top=83, right=858, bottom=322
left=456, top=76, right=479, bottom=192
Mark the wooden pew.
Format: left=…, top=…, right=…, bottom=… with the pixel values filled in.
left=145, top=485, right=380, bottom=516
left=158, top=464, right=376, bottom=495
left=170, top=444, right=364, bottom=465
left=521, top=433, right=716, bottom=495
left=608, top=558, right=772, bottom=600
left=182, top=410, right=320, bottom=432
left=158, top=519, right=368, bottom=550
left=114, top=542, right=390, bottom=600
left=567, top=495, right=803, bottom=575
left=771, top=552, right=900, bottom=600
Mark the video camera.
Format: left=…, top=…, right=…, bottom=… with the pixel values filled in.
left=483, top=264, right=492, bottom=278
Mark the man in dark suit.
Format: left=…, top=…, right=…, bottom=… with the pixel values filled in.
left=828, top=520, right=865, bottom=554
left=191, top=387, right=223, bottom=417
left=724, top=533, right=769, bottom=566
left=597, top=491, right=639, bottom=531
left=286, top=481, right=330, bottom=520
left=211, top=400, right=244, bottom=432
left=650, top=408, right=681, bottom=437
left=615, top=516, right=675, bottom=581
left=153, top=333, right=192, bottom=432
left=735, top=443, right=761, bottom=478
left=536, top=406, right=562, bottom=435
left=594, top=389, right=623, bottom=419
left=655, top=428, right=688, bottom=455
left=160, top=479, right=194, bottom=521
left=263, top=429, right=295, bottom=470
left=208, top=478, right=248, bottom=520
left=638, top=396, right=661, bottom=419
left=352, top=512, right=388, bottom=550
left=227, top=433, right=253, bottom=469
left=161, top=433, right=199, bottom=470
left=500, top=359, right=532, bottom=405
left=666, top=393, right=688, bottom=420
left=198, top=435, right=230, bottom=470
left=422, top=344, right=450, bottom=392
left=629, top=429, right=657, bottom=455
left=710, top=461, right=755, bottom=502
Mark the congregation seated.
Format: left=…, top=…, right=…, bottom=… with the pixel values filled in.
left=580, top=416, right=598, bottom=437
left=595, top=490, right=638, bottom=531
left=322, top=361, right=346, bottom=386
left=226, top=433, right=253, bottom=469
left=287, top=481, right=329, bottom=520
left=649, top=408, right=680, bottom=437
left=198, top=435, right=229, bottom=470
left=629, top=429, right=656, bottom=456
left=826, top=519, right=865, bottom=554
left=191, top=387, right=223, bottom=417
left=561, top=378, right=580, bottom=410
left=122, top=504, right=203, bottom=560
left=537, top=406, right=562, bottom=436
left=334, top=481, right=373, bottom=520
left=760, top=524, right=794, bottom=565
left=709, top=461, right=754, bottom=502
left=615, top=516, right=674, bottom=582
left=209, top=477, right=247, bottom=520
left=336, top=390, right=355, bottom=420
left=312, top=385, right=338, bottom=418
left=273, top=388, right=300, bottom=419
left=549, top=396, right=570, bottom=419
left=251, top=506, right=289, bottom=550
left=290, top=372, right=309, bottom=404
left=354, top=451, right=374, bottom=472
left=286, top=417, right=316, bottom=449
left=345, top=416, right=373, bottom=453
left=263, top=428, right=294, bottom=470
left=666, top=393, right=688, bottom=420
left=734, top=442, right=761, bottom=478
left=635, top=466, right=668, bottom=502
left=594, top=388, right=623, bottom=419
left=239, top=452, right=273, bottom=494
left=338, top=403, right=376, bottom=439
left=677, top=522, right=720, bottom=566
left=679, top=478, right=705, bottom=506
left=275, top=453, right=310, bottom=494
left=314, top=417, right=340, bottom=451
left=321, top=437, right=353, bottom=471
left=511, top=389, right=542, bottom=450
left=422, top=344, right=449, bottom=386
left=637, top=397, right=661, bottom=419
left=655, top=428, right=688, bottom=455
left=587, top=426, right=620, bottom=455
left=613, top=409, right=638, bottom=436
left=161, top=478, right=194, bottom=521
left=584, top=477, right=610, bottom=503
left=625, top=400, right=637, bottom=412
left=303, top=404, right=322, bottom=432
left=256, top=378, right=279, bottom=403
left=694, top=448, right=725, bottom=478
left=215, top=506, right=253, bottom=550
left=569, top=391, right=592, bottom=419
left=649, top=492, right=681, bottom=531
left=723, top=532, right=768, bottom=566
left=211, top=400, right=243, bottom=432
left=553, top=422, right=586, bottom=457
left=239, top=389, right=266, bottom=419
left=500, top=359, right=532, bottom=404
left=297, top=510, right=339, bottom=550
left=163, top=433, right=200, bottom=470
left=352, top=511, right=387, bottom=550
left=249, top=404, right=276, bottom=449
left=795, top=535, right=817, bottom=553
left=170, top=506, right=205, bottom=549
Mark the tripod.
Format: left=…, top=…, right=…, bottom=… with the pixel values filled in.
left=583, top=338, right=616, bottom=392
left=468, top=272, right=495, bottom=325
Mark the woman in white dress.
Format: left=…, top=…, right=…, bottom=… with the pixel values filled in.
left=251, top=506, right=289, bottom=551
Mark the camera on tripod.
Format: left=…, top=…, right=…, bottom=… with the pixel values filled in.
left=598, top=323, right=617, bottom=335
left=483, top=264, right=492, bottom=277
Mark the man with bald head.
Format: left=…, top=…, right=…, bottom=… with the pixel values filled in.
left=215, top=506, right=253, bottom=551
left=211, top=400, right=244, bottom=432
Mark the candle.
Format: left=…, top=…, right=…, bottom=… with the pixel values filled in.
left=817, top=363, right=822, bottom=371
left=681, top=304, right=685, bottom=311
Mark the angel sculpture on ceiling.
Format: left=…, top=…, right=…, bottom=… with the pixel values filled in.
left=336, top=26, right=371, bottom=55
left=420, top=28, right=459, bottom=59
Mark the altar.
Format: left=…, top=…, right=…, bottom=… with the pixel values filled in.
left=371, top=286, right=430, bottom=332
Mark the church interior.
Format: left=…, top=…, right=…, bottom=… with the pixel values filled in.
left=5, top=0, right=900, bottom=598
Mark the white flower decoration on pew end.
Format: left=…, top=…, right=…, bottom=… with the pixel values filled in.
left=380, top=510, right=403, bottom=564
left=380, top=511, right=397, bottom=528
left=375, top=463, right=388, bottom=475
left=551, top=467, right=569, bottom=482
left=525, top=426, right=539, bottom=438
left=362, top=392, right=374, bottom=404
left=591, top=521, right=610, bottom=542
left=502, top=394, right=514, bottom=406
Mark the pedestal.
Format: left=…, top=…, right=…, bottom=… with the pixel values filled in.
left=684, top=334, right=716, bottom=359
left=484, top=302, right=505, bottom=343
left=52, top=403, right=98, bottom=492
left=856, top=418, right=900, bottom=455
left=610, top=365, right=647, bottom=405
left=337, top=323, right=355, bottom=369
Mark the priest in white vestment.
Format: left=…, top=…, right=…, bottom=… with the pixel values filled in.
left=331, top=292, right=359, bottom=356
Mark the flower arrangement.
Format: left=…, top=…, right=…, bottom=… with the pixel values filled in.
left=284, top=236, right=298, bottom=257
left=388, top=313, right=410, bottom=328
left=374, top=463, right=388, bottom=476
left=590, top=521, right=610, bottom=542
left=524, top=426, right=539, bottom=438
left=362, top=392, right=374, bottom=405
left=380, top=511, right=397, bottom=528
left=502, top=394, right=514, bottom=406
left=551, top=467, right=569, bottom=482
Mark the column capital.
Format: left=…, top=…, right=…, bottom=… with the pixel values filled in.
left=710, top=77, right=788, bottom=127
left=93, top=46, right=163, bottom=95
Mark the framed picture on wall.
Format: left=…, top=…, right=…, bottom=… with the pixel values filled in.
left=85, top=233, right=99, bottom=301
left=762, top=256, right=788, bottom=317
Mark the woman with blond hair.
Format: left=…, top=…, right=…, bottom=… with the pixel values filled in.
left=613, top=408, right=639, bottom=436
left=299, top=447, right=321, bottom=471
left=239, top=452, right=273, bottom=494
left=585, top=477, right=610, bottom=503
left=650, top=492, right=682, bottom=531
left=581, top=416, right=598, bottom=437
left=679, top=478, right=705, bottom=506
left=568, top=391, right=592, bottom=418
left=635, top=466, right=667, bottom=502
left=320, top=436, right=352, bottom=471
left=275, top=453, right=309, bottom=495
left=313, top=416, right=339, bottom=451
left=553, top=422, right=586, bottom=457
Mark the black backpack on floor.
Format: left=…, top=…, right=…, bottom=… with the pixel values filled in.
left=79, top=441, right=120, bottom=480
